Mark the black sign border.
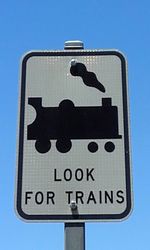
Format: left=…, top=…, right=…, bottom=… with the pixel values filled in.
left=17, top=50, right=132, bottom=221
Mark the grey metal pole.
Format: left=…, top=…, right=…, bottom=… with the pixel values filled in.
left=64, top=40, right=85, bottom=250
left=64, top=40, right=84, bottom=50
left=65, top=223, right=85, bottom=250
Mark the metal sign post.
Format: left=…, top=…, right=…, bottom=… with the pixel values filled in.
left=65, top=41, right=85, bottom=250
left=65, top=223, right=85, bottom=250
left=64, top=42, right=85, bottom=250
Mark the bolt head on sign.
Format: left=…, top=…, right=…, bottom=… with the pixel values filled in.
left=16, top=47, right=132, bottom=222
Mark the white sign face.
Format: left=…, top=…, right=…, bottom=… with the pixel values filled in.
left=16, top=50, right=132, bottom=222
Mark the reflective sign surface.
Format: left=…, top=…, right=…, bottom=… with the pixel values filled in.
left=16, top=50, right=132, bottom=221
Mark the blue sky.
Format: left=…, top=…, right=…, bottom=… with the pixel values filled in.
left=0, top=0, right=149, bottom=249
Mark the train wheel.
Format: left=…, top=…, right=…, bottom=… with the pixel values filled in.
left=56, top=139, right=72, bottom=153
left=88, top=142, right=98, bottom=153
left=35, top=140, right=51, bottom=153
left=104, top=141, right=115, bottom=152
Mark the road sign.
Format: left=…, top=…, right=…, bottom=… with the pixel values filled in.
left=16, top=48, right=132, bottom=222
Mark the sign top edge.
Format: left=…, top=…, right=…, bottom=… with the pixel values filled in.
left=21, top=49, right=127, bottom=65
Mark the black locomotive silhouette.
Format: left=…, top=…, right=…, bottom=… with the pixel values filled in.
left=27, top=97, right=122, bottom=153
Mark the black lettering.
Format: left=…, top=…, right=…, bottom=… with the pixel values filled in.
left=87, top=191, right=97, bottom=204
left=116, top=190, right=124, bottom=204
left=47, top=192, right=55, bottom=204
left=25, top=191, right=33, bottom=204
left=65, top=191, right=73, bottom=204
left=76, top=191, right=84, bottom=204
left=99, top=191, right=102, bottom=204
left=105, top=191, right=113, bottom=203
left=64, top=169, right=72, bottom=181
left=86, top=168, right=95, bottom=181
left=75, top=169, right=83, bottom=181
left=35, top=192, right=44, bottom=205
left=54, top=169, right=62, bottom=181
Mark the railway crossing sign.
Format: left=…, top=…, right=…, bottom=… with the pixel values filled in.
left=16, top=46, right=132, bottom=222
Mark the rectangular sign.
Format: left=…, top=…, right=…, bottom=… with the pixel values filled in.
left=16, top=50, right=132, bottom=221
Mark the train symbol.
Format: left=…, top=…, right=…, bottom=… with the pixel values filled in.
left=27, top=97, right=122, bottom=154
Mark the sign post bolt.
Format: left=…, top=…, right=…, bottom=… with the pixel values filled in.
left=70, top=201, right=77, bottom=210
